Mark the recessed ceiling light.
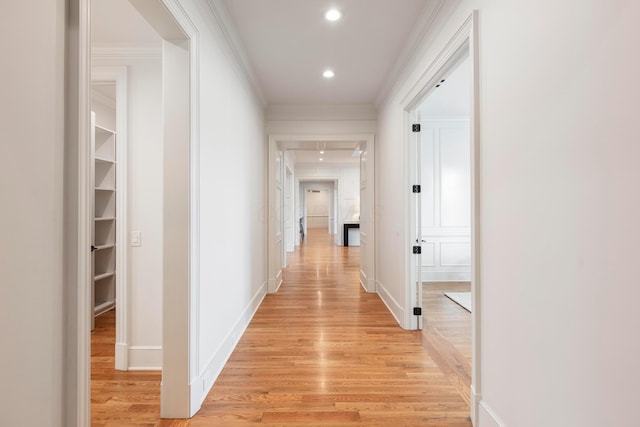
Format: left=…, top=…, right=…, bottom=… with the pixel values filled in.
left=319, top=158, right=324, bottom=161
left=323, top=70, right=335, bottom=79
left=320, top=150, right=325, bottom=154
left=325, top=9, right=342, bottom=21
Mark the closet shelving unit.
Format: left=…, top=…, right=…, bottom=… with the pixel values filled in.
left=91, top=112, right=117, bottom=325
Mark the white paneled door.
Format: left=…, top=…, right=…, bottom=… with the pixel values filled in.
left=420, top=120, right=471, bottom=281
left=284, top=168, right=294, bottom=254
left=359, top=145, right=374, bottom=292
left=268, top=141, right=284, bottom=292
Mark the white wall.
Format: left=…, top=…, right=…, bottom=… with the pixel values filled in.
left=92, top=54, right=164, bottom=369
left=0, top=0, right=66, bottom=425
left=305, top=188, right=330, bottom=228
left=177, top=0, right=267, bottom=409
left=91, top=89, right=116, bottom=130
left=378, top=0, right=640, bottom=426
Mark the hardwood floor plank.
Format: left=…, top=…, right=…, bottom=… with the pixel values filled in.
left=91, top=229, right=471, bottom=425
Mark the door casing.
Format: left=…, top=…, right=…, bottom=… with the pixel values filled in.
left=267, top=133, right=376, bottom=294
left=401, top=11, right=482, bottom=425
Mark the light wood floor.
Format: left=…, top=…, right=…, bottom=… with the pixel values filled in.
left=91, top=229, right=471, bottom=426
left=421, top=282, right=472, bottom=406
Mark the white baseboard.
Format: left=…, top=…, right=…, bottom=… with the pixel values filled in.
left=115, top=342, right=128, bottom=371
left=268, top=271, right=282, bottom=293
left=479, top=400, right=507, bottom=427
left=128, top=346, right=162, bottom=370
left=191, top=281, right=267, bottom=409
left=471, top=385, right=481, bottom=426
left=376, top=280, right=403, bottom=327
left=422, top=270, right=471, bottom=282
left=359, top=270, right=376, bottom=293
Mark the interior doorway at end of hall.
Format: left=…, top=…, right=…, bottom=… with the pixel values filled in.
left=300, top=181, right=337, bottom=243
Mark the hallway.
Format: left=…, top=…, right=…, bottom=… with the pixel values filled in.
left=92, top=228, right=471, bottom=425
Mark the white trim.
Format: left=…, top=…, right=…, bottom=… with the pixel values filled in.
left=479, top=400, right=507, bottom=427
left=401, top=10, right=481, bottom=424
left=401, top=15, right=473, bottom=110
left=115, top=343, right=128, bottom=370
left=375, top=281, right=404, bottom=327
left=375, top=0, right=457, bottom=107
left=76, top=1, right=92, bottom=425
left=157, top=0, right=201, bottom=418
left=92, top=44, right=162, bottom=60
left=266, top=104, right=377, bottom=121
left=471, top=385, right=481, bottom=426
left=203, top=0, right=267, bottom=106
left=267, top=133, right=376, bottom=296
left=422, top=271, right=471, bottom=282
left=92, top=65, right=129, bottom=371
left=191, top=282, right=267, bottom=407
left=469, top=12, right=483, bottom=419
left=128, top=346, right=163, bottom=370
left=268, top=270, right=283, bottom=294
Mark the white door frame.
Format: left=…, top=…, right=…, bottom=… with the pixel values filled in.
left=267, top=133, right=376, bottom=294
left=91, top=66, right=129, bottom=371
left=76, top=0, right=200, bottom=422
left=401, top=11, right=482, bottom=424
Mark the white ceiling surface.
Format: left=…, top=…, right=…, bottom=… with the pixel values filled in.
left=91, top=0, right=161, bottom=44
left=223, top=0, right=429, bottom=105
left=418, top=56, right=471, bottom=118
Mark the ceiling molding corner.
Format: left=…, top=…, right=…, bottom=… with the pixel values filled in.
left=374, top=0, right=461, bottom=107
left=204, top=0, right=267, bottom=107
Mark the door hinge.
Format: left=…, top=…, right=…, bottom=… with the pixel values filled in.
left=413, top=307, right=422, bottom=316
left=412, top=245, right=421, bottom=254
left=412, top=185, right=421, bottom=193
left=412, top=123, right=421, bottom=132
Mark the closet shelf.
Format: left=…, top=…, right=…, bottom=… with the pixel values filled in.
left=95, top=244, right=115, bottom=251
left=94, top=272, right=115, bottom=281
left=94, top=301, right=115, bottom=316
left=95, top=157, right=116, bottom=164
left=95, top=187, right=116, bottom=191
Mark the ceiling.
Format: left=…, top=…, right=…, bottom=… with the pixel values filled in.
left=91, top=0, right=441, bottom=108
left=223, top=0, right=430, bottom=105
left=418, top=55, right=470, bottom=118
left=89, top=1, right=462, bottom=165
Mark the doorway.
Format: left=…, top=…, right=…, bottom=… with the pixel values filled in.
left=416, top=53, right=473, bottom=408
left=301, top=183, right=335, bottom=241
left=404, top=12, right=481, bottom=424
left=81, top=0, right=197, bottom=422
left=267, top=135, right=375, bottom=294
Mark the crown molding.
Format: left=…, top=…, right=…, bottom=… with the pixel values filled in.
left=204, top=0, right=267, bottom=107
left=375, top=0, right=462, bottom=107
left=266, top=104, right=377, bottom=122
left=91, top=43, right=162, bottom=61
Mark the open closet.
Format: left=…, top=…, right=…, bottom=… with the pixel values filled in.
left=91, top=83, right=117, bottom=330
